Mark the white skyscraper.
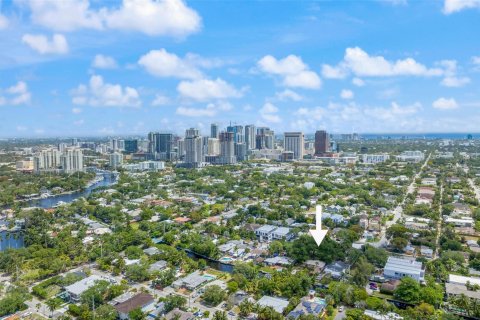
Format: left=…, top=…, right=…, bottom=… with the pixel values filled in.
left=185, top=128, right=203, bottom=168
left=220, top=131, right=236, bottom=164
left=284, top=132, right=304, bottom=160
left=109, top=152, right=123, bottom=168
left=34, top=148, right=61, bottom=172
left=207, top=138, right=220, bottom=155
left=60, top=148, right=84, bottom=173
left=245, top=125, right=256, bottom=150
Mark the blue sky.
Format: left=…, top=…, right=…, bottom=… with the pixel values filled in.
left=0, top=0, right=480, bottom=137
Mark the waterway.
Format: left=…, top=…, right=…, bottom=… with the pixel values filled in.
left=185, top=249, right=234, bottom=273
left=24, top=171, right=118, bottom=209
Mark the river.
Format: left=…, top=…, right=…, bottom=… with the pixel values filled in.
left=24, top=171, right=118, bottom=209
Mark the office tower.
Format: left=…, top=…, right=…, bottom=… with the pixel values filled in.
left=118, top=139, right=125, bottom=151
left=256, top=127, right=274, bottom=149
left=235, top=142, right=247, bottom=161
left=177, top=138, right=186, bottom=160
left=60, top=148, right=84, bottom=173
left=124, top=139, right=138, bottom=154
left=210, top=123, right=219, bottom=139
left=71, top=138, right=78, bottom=146
left=315, top=130, right=329, bottom=155
left=219, top=131, right=236, bottom=164
left=148, top=132, right=174, bottom=160
left=109, top=152, right=123, bottom=168
left=207, top=138, right=220, bottom=155
left=245, top=125, right=256, bottom=150
left=110, top=138, right=119, bottom=152
left=185, top=128, right=203, bottom=167
left=227, top=124, right=244, bottom=143
left=284, top=132, right=304, bottom=160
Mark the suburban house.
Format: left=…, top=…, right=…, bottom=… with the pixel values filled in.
left=255, top=225, right=294, bottom=242
left=324, top=261, right=350, bottom=279
left=115, top=293, right=155, bottom=320
left=64, top=275, right=116, bottom=302
left=287, top=291, right=327, bottom=319
left=256, top=296, right=290, bottom=313
left=172, top=271, right=214, bottom=290
left=383, top=257, right=425, bottom=283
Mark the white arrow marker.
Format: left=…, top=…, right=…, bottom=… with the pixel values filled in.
left=310, top=205, right=328, bottom=246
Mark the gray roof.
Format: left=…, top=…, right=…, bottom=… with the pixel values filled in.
left=445, top=283, right=480, bottom=300
left=384, top=257, right=423, bottom=276
left=257, top=296, right=289, bottom=313
left=65, top=275, right=114, bottom=297
left=149, top=260, right=168, bottom=272
left=256, top=225, right=276, bottom=233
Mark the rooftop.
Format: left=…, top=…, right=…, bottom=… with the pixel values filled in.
left=257, top=295, right=289, bottom=313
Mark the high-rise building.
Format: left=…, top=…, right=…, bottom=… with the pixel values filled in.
left=109, top=152, right=123, bottom=168
left=148, top=132, right=174, bottom=160
left=256, top=127, right=274, bottom=149
left=284, top=132, right=304, bottom=160
left=210, top=123, right=219, bottom=139
left=110, top=138, right=121, bottom=152
left=33, top=148, right=61, bottom=172
left=245, top=125, right=256, bottom=150
left=177, top=138, right=186, bottom=160
left=315, top=130, right=329, bottom=155
left=227, top=124, right=244, bottom=143
left=207, top=138, right=220, bottom=155
left=124, top=139, right=138, bottom=154
left=235, top=142, right=247, bottom=161
left=60, top=148, right=84, bottom=173
left=185, top=128, right=203, bottom=167
left=219, top=131, right=236, bottom=164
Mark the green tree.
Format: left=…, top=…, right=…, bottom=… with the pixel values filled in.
left=162, top=295, right=187, bottom=313
left=129, top=308, right=146, bottom=320
left=203, top=285, right=227, bottom=306
left=95, top=304, right=118, bottom=320
left=212, top=311, right=228, bottom=320
left=394, top=277, right=421, bottom=304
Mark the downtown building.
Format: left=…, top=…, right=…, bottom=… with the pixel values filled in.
left=314, top=130, right=330, bottom=156
left=284, top=132, right=304, bottom=160
left=219, top=131, right=236, bottom=164
left=256, top=127, right=275, bottom=149
left=33, top=147, right=85, bottom=173
left=148, top=132, right=175, bottom=161
left=184, top=128, right=204, bottom=168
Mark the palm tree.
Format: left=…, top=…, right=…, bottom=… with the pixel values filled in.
left=46, top=298, right=61, bottom=318
left=213, top=311, right=228, bottom=320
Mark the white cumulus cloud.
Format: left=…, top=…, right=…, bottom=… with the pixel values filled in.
left=18, top=0, right=201, bottom=37
left=443, top=0, right=480, bottom=14
left=340, top=89, right=354, bottom=100
left=22, top=33, right=69, bottom=54
left=176, top=102, right=232, bottom=117
left=438, top=60, right=470, bottom=87
left=72, top=75, right=141, bottom=107
left=138, top=49, right=203, bottom=79
left=432, top=97, right=459, bottom=110
left=151, top=94, right=170, bottom=106
left=104, top=0, right=201, bottom=37
left=177, top=78, right=242, bottom=101
left=92, top=54, right=118, bottom=69
left=259, top=102, right=281, bottom=123
left=257, top=54, right=321, bottom=89
left=275, top=89, right=303, bottom=101
left=1, top=81, right=32, bottom=105
left=323, top=47, right=443, bottom=78
left=0, top=14, right=8, bottom=29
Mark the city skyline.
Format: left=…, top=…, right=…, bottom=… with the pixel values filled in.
left=1, top=0, right=480, bottom=137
